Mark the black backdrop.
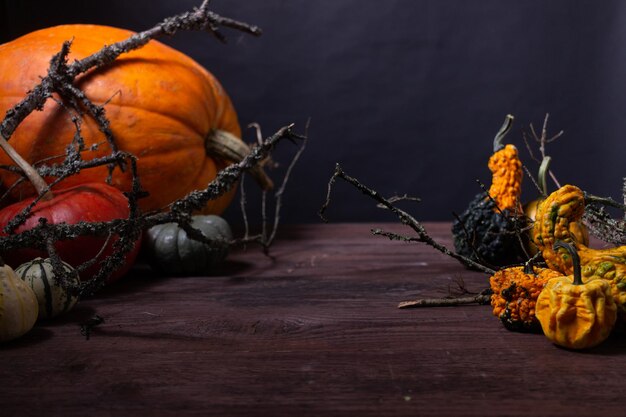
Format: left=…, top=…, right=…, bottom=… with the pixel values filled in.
left=1, top=0, right=625, bottom=224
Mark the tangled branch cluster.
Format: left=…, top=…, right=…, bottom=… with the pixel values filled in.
left=0, top=1, right=301, bottom=297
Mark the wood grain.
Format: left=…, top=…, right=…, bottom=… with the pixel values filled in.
left=1, top=223, right=625, bottom=417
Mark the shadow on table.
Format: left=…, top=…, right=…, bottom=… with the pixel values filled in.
left=89, top=259, right=256, bottom=300
left=0, top=304, right=103, bottom=349
left=0, top=326, right=54, bottom=349
left=547, top=333, right=626, bottom=356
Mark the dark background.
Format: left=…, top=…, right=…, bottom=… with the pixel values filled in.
left=0, top=0, right=624, bottom=224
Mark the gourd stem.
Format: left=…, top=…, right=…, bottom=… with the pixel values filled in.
left=537, top=156, right=551, bottom=196
left=493, top=114, right=515, bottom=153
left=0, top=136, right=52, bottom=200
left=523, top=261, right=534, bottom=275
left=206, top=129, right=274, bottom=190
left=553, top=240, right=582, bottom=285
left=523, top=251, right=542, bottom=275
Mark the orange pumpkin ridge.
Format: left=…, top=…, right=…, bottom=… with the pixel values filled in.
left=0, top=24, right=242, bottom=214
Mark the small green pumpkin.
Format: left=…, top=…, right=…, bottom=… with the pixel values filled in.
left=144, top=215, right=233, bottom=276
left=0, top=261, right=38, bottom=342
left=16, top=258, right=80, bottom=320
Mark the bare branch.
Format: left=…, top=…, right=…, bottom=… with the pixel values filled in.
left=319, top=164, right=496, bottom=275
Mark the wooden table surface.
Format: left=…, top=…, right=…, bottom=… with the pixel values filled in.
left=2, top=222, right=625, bottom=417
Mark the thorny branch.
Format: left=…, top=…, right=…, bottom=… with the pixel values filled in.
left=318, top=164, right=497, bottom=309
left=0, top=2, right=299, bottom=298
left=319, top=163, right=496, bottom=276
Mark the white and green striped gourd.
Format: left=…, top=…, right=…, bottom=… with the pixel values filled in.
left=16, top=258, right=79, bottom=320
left=0, top=262, right=38, bottom=342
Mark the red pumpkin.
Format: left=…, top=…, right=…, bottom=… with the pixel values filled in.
left=0, top=24, right=242, bottom=214
left=0, top=183, right=140, bottom=283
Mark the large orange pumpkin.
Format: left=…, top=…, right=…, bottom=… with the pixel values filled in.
left=0, top=24, right=244, bottom=214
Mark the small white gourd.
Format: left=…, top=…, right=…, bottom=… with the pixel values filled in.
left=16, top=258, right=79, bottom=320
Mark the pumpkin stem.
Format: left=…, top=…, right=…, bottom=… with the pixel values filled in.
left=537, top=156, right=551, bottom=197
left=206, top=129, right=274, bottom=190
left=493, top=114, right=515, bottom=153
left=553, top=240, right=582, bottom=285
left=0, top=136, right=52, bottom=200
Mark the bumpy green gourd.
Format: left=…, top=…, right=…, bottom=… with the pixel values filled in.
left=0, top=262, right=38, bottom=342
left=144, top=215, right=233, bottom=276
left=16, top=258, right=79, bottom=320
left=523, top=156, right=589, bottom=255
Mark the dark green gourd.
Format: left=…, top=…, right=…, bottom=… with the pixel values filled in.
left=144, top=215, right=233, bottom=276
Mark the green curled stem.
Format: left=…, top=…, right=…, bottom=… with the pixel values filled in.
left=538, top=156, right=551, bottom=196
left=553, top=240, right=582, bottom=285
left=493, top=114, right=515, bottom=152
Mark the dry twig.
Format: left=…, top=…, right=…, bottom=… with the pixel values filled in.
left=319, top=163, right=496, bottom=275
left=522, top=113, right=563, bottom=192
left=397, top=289, right=492, bottom=309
